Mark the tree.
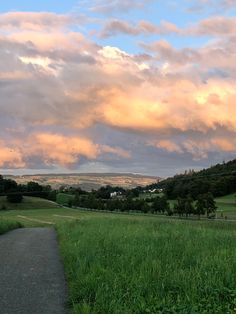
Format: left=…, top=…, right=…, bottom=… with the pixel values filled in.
left=160, top=196, right=170, bottom=214
left=2, top=179, right=17, bottom=193
left=152, top=196, right=162, bottom=213
left=27, top=181, right=43, bottom=192
left=96, top=186, right=112, bottom=199
left=47, top=190, right=57, bottom=202
left=174, top=198, right=186, bottom=217
left=184, top=196, right=194, bottom=218
left=141, top=202, right=149, bottom=213
left=204, top=193, right=217, bottom=218
left=195, top=196, right=206, bottom=219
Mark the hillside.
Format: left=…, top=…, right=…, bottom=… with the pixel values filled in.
left=0, top=196, right=59, bottom=211
left=4, top=173, right=160, bottom=191
left=147, top=159, right=236, bottom=199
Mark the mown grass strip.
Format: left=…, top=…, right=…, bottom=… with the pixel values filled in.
left=53, top=214, right=79, bottom=220
left=17, top=215, right=55, bottom=225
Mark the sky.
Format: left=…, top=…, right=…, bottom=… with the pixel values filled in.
left=0, top=0, right=236, bottom=177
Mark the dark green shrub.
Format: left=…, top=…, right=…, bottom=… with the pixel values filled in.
left=7, top=194, right=23, bottom=203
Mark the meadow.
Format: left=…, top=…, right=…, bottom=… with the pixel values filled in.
left=215, top=193, right=236, bottom=219
left=57, top=218, right=236, bottom=313
left=1, top=197, right=236, bottom=313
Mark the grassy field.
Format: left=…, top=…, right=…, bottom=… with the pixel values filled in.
left=56, top=193, right=75, bottom=206
left=57, top=217, right=236, bottom=313
left=0, top=196, right=60, bottom=211
left=215, top=193, right=236, bottom=220
left=1, top=197, right=236, bottom=313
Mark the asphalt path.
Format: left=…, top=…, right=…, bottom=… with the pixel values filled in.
left=0, top=228, right=67, bottom=314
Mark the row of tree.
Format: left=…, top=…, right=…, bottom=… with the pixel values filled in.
left=173, top=193, right=217, bottom=218
left=71, top=192, right=217, bottom=219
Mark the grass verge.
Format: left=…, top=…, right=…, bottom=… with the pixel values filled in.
left=0, top=219, right=23, bottom=235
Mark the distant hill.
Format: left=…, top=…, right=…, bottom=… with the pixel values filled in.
left=4, top=173, right=160, bottom=191
left=146, top=159, right=236, bottom=199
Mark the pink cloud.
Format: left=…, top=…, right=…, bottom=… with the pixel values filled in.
left=0, top=12, right=85, bottom=32
left=0, top=142, right=25, bottom=168
left=0, top=133, right=131, bottom=169
left=100, top=19, right=180, bottom=38
left=99, top=16, right=236, bottom=38
left=0, top=11, right=235, bottom=170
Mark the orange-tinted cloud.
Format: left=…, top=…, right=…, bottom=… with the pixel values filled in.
left=0, top=11, right=236, bottom=171
left=0, top=133, right=131, bottom=169
left=0, top=142, right=25, bottom=168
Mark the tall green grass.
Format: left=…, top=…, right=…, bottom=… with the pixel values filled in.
left=0, top=219, right=22, bottom=235
left=57, top=217, right=236, bottom=313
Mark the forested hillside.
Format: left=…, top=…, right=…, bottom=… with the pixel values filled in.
left=147, top=159, right=236, bottom=199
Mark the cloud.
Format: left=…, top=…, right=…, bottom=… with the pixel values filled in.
left=82, top=0, right=152, bottom=14
left=212, top=137, right=236, bottom=152
left=101, top=145, right=131, bottom=159
left=150, top=136, right=236, bottom=161
left=189, top=0, right=236, bottom=13
left=154, top=140, right=184, bottom=154
left=100, top=19, right=180, bottom=38
left=0, top=133, right=130, bottom=169
left=190, top=16, right=236, bottom=37
left=0, top=11, right=236, bottom=171
left=0, top=12, right=86, bottom=32
left=99, top=16, right=236, bottom=38
left=0, top=141, right=25, bottom=168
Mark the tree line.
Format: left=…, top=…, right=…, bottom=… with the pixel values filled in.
left=146, top=159, right=236, bottom=199
left=0, top=175, right=55, bottom=203
left=71, top=192, right=217, bottom=219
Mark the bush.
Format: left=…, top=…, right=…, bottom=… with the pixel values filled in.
left=0, top=204, right=7, bottom=211
left=7, top=194, right=23, bottom=203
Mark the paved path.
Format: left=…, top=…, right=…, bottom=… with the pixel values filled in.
left=0, top=228, right=67, bottom=314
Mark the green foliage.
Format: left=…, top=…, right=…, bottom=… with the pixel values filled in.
left=57, top=218, right=236, bottom=314
left=195, top=197, right=206, bottom=218
left=0, top=175, right=53, bottom=200
left=0, top=204, right=7, bottom=211
left=7, top=193, right=23, bottom=203
left=148, top=159, right=236, bottom=199
left=205, top=192, right=217, bottom=217
left=26, top=181, right=43, bottom=192
left=47, top=190, right=57, bottom=202
left=0, top=176, right=17, bottom=193
left=152, top=195, right=169, bottom=213
left=56, top=193, right=75, bottom=206
left=172, top=194, right=217, bottom=219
